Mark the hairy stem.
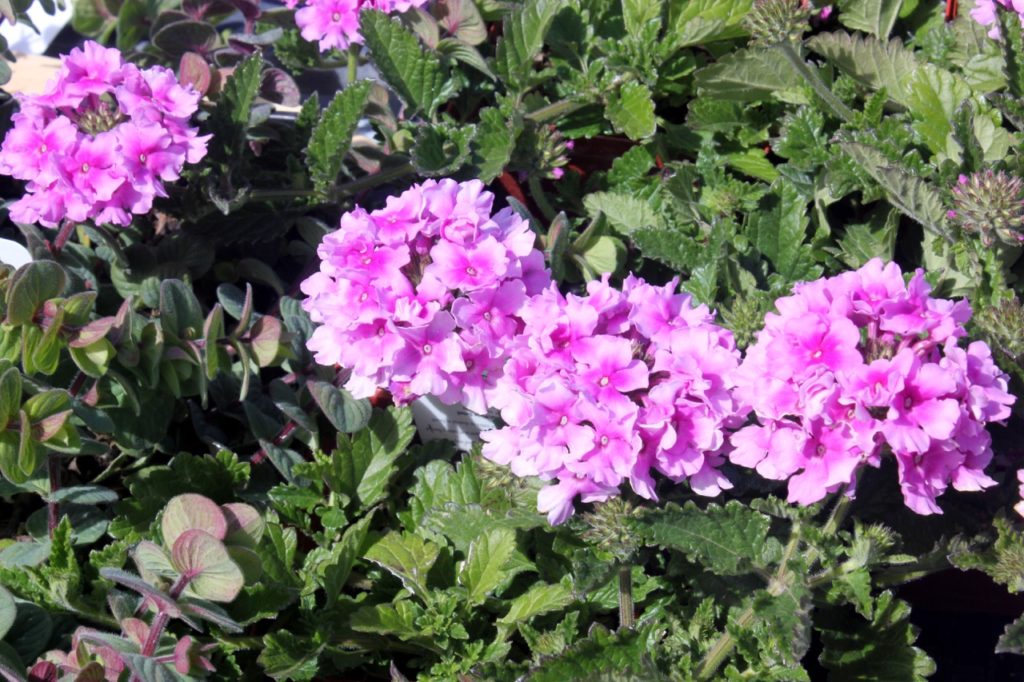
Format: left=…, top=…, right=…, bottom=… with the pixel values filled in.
left=49, top=220, right=77, bottom=255
left=778, top=42, right=855, bottom=123
left=138, top=575, right=191, bottom=665
left=527, top=176, right=557, bottom=222
left=618, top=564, right=635, bottom=630
left=524, top=98, right=588, bottom=124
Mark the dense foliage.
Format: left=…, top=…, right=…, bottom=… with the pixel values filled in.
left=2, top=0, right=1024, bottom=679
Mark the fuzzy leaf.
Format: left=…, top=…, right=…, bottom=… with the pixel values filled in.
left=636, top=501, right=772, bottom=574
left=494, top=0, right=563, bottom=91
left=807, top=31, right=918, bottom=106
left=837, top=0, right=903, bottom=39
left=459, top=527, right=517, bottom=604
left=906, top=64, right=973, bottom=155
left=361, top=10, right=452, bottom=117
left=498, top=581, right=573, bottom=626
left=694, top=47, right=805, bottom=102
left=306, top=80, right=372, bottom=196
left=363, top=531, right=440, bottom=599
left=471, top=107, right=519, bottom=182
left=745, top=182, right=820, bottom=282
left=208, top=53, right=263, bottom=157
left=997, top=613, right=1024, bottom=654
left=412, top=122, right=476, bottom=176
left=0, top=585, right=14, bottom=640
left=605, top=81, right=657, bottom=140
left=583, top=192, right=662, bottom=235
left=5, top=261, right=65, bottom=326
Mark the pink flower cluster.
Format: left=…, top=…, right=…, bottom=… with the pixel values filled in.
left=971, top=0, right=1024, bottom=38
left=481, top=276, right=744, bottom=524
left=0, top=41, right=208, bottom=228
left=287, top=0, right=428, bottom=53
left=730, top=259, right=1015, bottom=514
left=300, top=179, right=550, bottom=413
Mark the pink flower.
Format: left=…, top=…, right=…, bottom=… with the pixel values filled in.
left=729, top=258, right=1014, bottom=514
left=0, top=41, right=206, bottom=229
left=296, top=0, right=365, bottom=51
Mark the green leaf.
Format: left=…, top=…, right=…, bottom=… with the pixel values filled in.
left=318, top=407, right=415, bottom=511
left=5, top=261, right=65, bottom=326
left=807, top=31, right=918, bottom=106
left=1000, top=9, right=1024, bottom=98
left=471, top=107, right=519, bottom=182
left=498, top=581, right=573, bottom=626
left=906, top=64, right=973, bottom=155
left=361, top=10, right=452, bottom=118
left=209, top=53, right=263, bottom=157
left=636, top=501, right=772, bottom=574
left=0, top=367, right=21, bottom=431
left=259, top=631, right=323, bottom=681
left=817, top=592, right=936, bottom=681
left=306, top=80, right=372, bottom=196
left=363, top=531, right=441, bottom=599
left=837, top=0, right=903, bottom=39
left=412, top=121, right=476, bottom=176
left=350, top=599, right=424, bottom=640
left=577, top=235, right=626, bottom=280
left=159, top=280, right=204, bottom=340
left=171, top=529, right=245, bottom=603
left=404, top=455, right=481, bottom=527
left=303, top=513, right=372, bottom=608
left=840, top=142, right=948, bottom=237
left=494, top=0, right=563, bottom=91
left=0, top=585, right=14, bottom=640
left=115, top=0, right=148, bottom=53
left=694, top=47, right=805, bottom=102
left=583, top=192, right=662, bottom=235
left=996, top=613, right=1024, bottom=654
left=836, top=208, right=898, bottom=267
left=308, top=381, right=372, bottom=434
left=745, top=182, right=821, bottom=281
left=526, top=624, right=661, bottom=681
left=669, top=0, right=751, bottom=44
left=605, top=81, right=657, bottom=140
left=459, top=527, right=517, bottom=604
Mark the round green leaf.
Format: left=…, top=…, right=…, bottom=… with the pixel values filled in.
left=172, top=530, right=243, bottom=603
left=26, top=505, right=109, bottom=546
left=221, top=503, right=264, bottom=548
left=132, top=540, right=178, bottom=586
left=161, top=493, right=227, bottom=548
left=0, top=585, right=14, bottom=640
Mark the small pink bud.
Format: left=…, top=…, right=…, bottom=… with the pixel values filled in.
left=552, top=167, right=565, bottom=179
left=819, top=5, right=832, bottom=20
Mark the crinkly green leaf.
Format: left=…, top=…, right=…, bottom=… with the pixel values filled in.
left=906, top=64, right=973, bottom=155
left=208, top=53, right=263, bottom=157
left=458, top=527, right=517, bottom=604
left=807, top=32, right=918, bottom=106
left=498, top=581, right=573, bottom=626
left=471, top=107, right=519, bottom=182
left=364, top=531, right=440, bottom=599
left=301, top=512, right=372, bottom=608
left=837, top=0, right=903, bottom=39
left=996, top=613, right=1024, bottom=654
left=494, top=0, right=563, bottom=91
left=412, top=121, right=476, bottom=177
left=403, top=455, right=481, bottom=527
left=605, top=81, right=657, bottom=140
left=526, top=624, right=661, bottom=681
left=694, top=48, right=805, bottom=102
left=306, top=80, right=372, bottom=196
left=636, top=501, right=772, bottom=574
left=583, top=192, right=662, bottom=236
left=259, top=631, right=323, bottom=681
left=361, top=10, right=454, bottom=118
left=350, top=599, right=423, bottom=640
left=745, top=182, right=821, bottom=282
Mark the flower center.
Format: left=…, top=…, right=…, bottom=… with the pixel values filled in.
left=362, top=257, right=372, bottom=265
left=559, top=415, right=568, bottom=426
left=600, top=435, right=609, bottom=446
left=599, top=376, right=610, bottom=387
left=465, top=266, right=477, bottom=276
left=377, top=327, right=385, bottom=336
left=422, top=344, right=432, bottom=354
left=816, top=444, right=826, bottom=456
left=139, top=153, right=147, bottom=162
left=811, top=349, right=822, bottom=359
left=39, top=144, right=47, bottom=153
left=904, top=396, right=913, bottom=410
left=80, top=163, right=90, bottom=173
left=482, top=312, right=492, bottom=321
left=332, top=11, right=341, bottom=21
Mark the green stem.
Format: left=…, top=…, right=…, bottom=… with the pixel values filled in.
left=618, top=564, right=635, bottom=630
left=524, top=98, right=588, bottom=124
left=347, top=44, right=360, bottom=87
left=696, top=520, right=804, bottom=680
left=528, top=175, right=557, bottom=222
left=778, top=42, right=855, bottom=123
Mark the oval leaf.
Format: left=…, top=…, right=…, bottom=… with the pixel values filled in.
left=161, top=494, right=227, bottom=549
left=171, top=530, right=244, bottom=603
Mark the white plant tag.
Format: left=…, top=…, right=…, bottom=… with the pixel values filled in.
left=410, top=395, right=498, bottom=451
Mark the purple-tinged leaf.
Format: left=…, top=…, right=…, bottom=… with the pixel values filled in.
left=171, top=530, right=243, bottom=603
left=161, top=494, right=227, bottom=548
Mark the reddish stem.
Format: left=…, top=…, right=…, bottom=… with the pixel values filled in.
left=48, top=220, right=77, bottom=257
left=47, top=455, right=61, bottom=537
left=251, top=421, right=298, bottom=465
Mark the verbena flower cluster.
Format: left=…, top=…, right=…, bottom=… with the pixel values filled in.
left=0, top=41, right=208, bottom=228
left=971, top=0, right=1024, bottom=38
left=730, top=259, right=1016, bottom=514
left=480, top=276, right=744, bottom=524
left=288, top=0, right=428, bottom=53
left=300, top=179, right=550, bottom=414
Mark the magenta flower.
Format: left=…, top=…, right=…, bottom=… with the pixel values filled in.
left=297, top=0, right=364, bottom=52
left=427, top=236, right=510, bottom=292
